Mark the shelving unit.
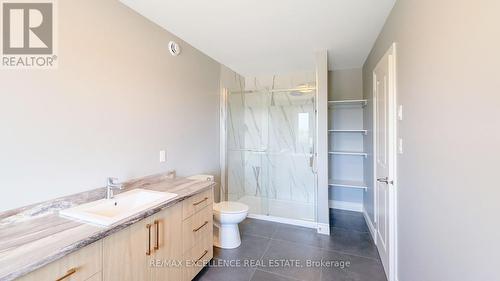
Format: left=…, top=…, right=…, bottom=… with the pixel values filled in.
left=328, top=129, right=367, bottom=135
left=328, top=96, right=367, bottom=211
left=328, top=179, right=367, bottom=190
left=328, top=151, right=368, bottom=157
left=328, top=99, right=367, bottom=107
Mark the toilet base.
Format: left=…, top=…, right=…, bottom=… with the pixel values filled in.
left=214, top=223, right=241, bottom=249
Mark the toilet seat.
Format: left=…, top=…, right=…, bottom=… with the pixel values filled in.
left=214, top=201, right=249, bottom=214
left=212, top=201, right=249, bottom=249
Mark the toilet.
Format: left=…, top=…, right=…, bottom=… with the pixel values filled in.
left=187, top=174, right=249, bottom=249
left=213, top=201, right=249, bottom=249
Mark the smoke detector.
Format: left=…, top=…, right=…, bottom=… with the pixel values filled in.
left=168, top=41, right=181, bottom=56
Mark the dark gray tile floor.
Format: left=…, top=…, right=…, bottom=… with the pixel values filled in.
left=194, top=209, right=387, bottom=281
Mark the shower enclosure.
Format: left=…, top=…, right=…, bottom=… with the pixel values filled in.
left=221, top=75, right=317, bottom=224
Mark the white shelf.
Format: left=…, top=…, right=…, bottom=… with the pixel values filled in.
left=328, top=99, right=367, bottom=107
left=328, top=129, right=367, bottom=135
left=328, top=179, right=367, bottom=190
left=328, top=151, right=368, bottom=157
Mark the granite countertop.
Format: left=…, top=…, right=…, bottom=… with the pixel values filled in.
left=0, top=173, right=215, bottom=281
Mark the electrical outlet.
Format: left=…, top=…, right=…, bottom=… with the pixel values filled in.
left=159, top=150, right=166, bottom=163
left=398, top=105, right=403, bottom=121
left=398, top=138, right=403, bottom=154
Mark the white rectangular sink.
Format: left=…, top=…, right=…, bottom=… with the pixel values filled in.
left=60, top=189, right=177, bottom=226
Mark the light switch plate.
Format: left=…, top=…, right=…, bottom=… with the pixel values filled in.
left=398, top=105, right=403, bottom=120
left=398, top=138, right=403, bottom=154
left=159, top=150, right=166, bottom=162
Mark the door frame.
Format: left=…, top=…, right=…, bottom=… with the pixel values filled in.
left=372, top=42, right=398, bottom=281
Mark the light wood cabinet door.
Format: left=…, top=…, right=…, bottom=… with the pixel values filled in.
left=16, top=241, right=102, bottom=281
left=102, top=218, right=153, bottom=281
left=151, top=203, right=183, bottom=281
left=182, top=189, right=213, bottom=220
left=182, top=205, right=212, bottom=253
left=183, top=234, right=213, bottom=281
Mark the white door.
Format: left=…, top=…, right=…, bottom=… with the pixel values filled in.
left=374, top=44, right=397, bottom=279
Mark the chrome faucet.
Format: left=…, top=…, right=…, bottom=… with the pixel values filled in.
left=166, top=169, right=176, bottom=179
left=106, top=177, right=123, bottom=199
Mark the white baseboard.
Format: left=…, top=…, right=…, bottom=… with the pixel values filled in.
left=247, top=214, right=331, bottom=235
left=363, top=207, right=377, bottom=242
left=246, top=213, right=317, bottom=229
left=328, top=200, right=363, bottom=212
left=316, top=223, right=330, bottom=235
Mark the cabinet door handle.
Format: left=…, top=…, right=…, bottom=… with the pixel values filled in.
left=195, top=250, right=209, bottom=264
left=146, top=224, right=152, bottom=256
left=193, top=197, right=208, bottom=206
left=55, top=267, right=77, bottom=281
left=193, top=221, right=209, bottom=232
left=154, top=220, right=160, bottom=250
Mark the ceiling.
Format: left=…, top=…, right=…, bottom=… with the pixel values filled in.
left=120, top=0, right=396, bottom=76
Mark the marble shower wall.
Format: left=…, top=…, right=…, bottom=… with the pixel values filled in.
left=227, top=72, right=316, bottom=213
left=227, top=91, right=246, bottom=201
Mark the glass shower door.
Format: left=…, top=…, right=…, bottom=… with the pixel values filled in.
left=264, top=90, right=316, bottom=221
left=226, top=88, right=270, bottom=216
left=226, top=86, right=317, bottom=223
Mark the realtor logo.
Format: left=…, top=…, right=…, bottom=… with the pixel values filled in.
left=1, top=0, right=57, bottom=68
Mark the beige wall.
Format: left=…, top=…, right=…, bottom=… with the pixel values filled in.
left=328, top=68, right=363, bottom=100
left=363, top=0, right=500, bottom=280
left=0, top=0, right=240, bottom=212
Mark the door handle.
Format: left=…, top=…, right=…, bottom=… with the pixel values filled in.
left=146, top=224, right=152, bottom=256
left=55, top=268, right=77, bottom=281
left=377, top=177, right=393, bottom=185
left=193, top=221, right=209, bottom=232
left=193, top=197, right=208, bottom=206
left=195, top=250, right=209, bottom=264
left=154, top=220, right=160, bottom=250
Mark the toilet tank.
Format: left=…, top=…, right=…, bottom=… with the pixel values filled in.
left=187, top=174, right=215, bottom=182
left=187, top=174, right=219, bottom=202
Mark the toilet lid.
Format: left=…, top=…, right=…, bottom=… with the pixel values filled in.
left=214, top=202, right=249, bottom=214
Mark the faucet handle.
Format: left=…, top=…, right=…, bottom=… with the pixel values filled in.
left=107, top=177, right=119, bottom=185
left=166, top=170, right=176, bottom=179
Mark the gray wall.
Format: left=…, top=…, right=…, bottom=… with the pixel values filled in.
left=0, top=0, right=240, bottom=212
left=362, top=0, right=500, bottom=280
left=328, top=69, right=363, bottom=101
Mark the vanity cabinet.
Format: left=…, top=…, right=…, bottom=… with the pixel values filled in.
left=102, top=214, right=152, bottom=281
left=150, top=203, right=184, bottom=281
left=14, top=187, right=213, bottom=281
left=102, top=204, right=184, bottom=281
left=16, top=241, right=102, bottom=281
left=182, top=188, right=214, bottom=280
left=102, top=187, right=213, bottom=281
